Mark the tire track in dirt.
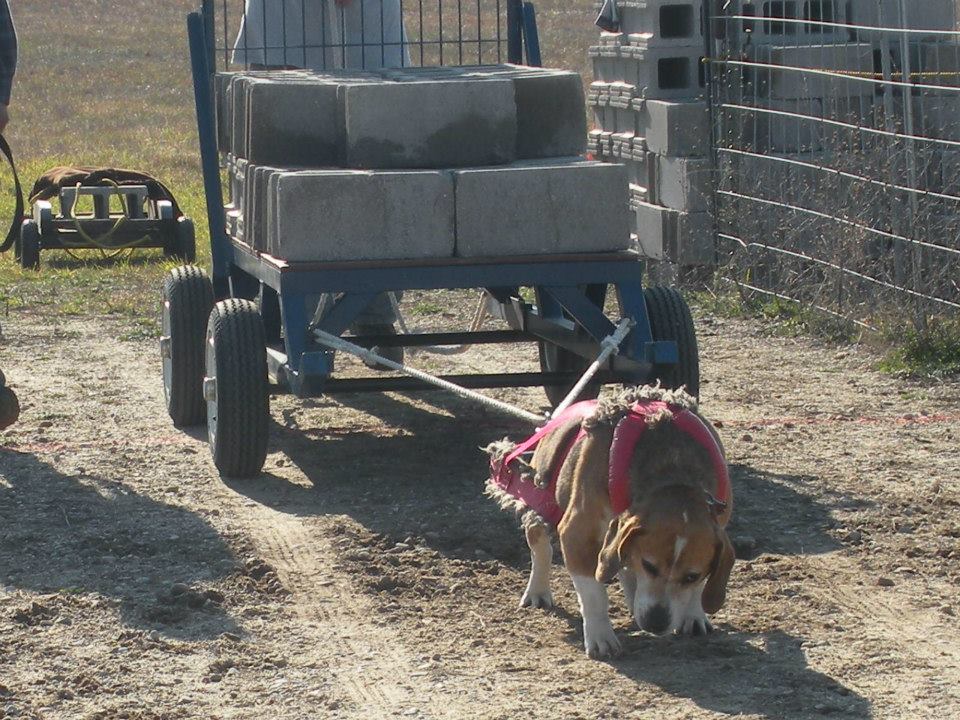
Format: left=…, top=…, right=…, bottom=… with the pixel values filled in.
left=801, top=555, right=960, bottom=704
left=227, top=497, right=475, bottom=718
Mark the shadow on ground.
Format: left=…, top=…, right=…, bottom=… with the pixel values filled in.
left=218, top=390, right=872, bottom=718
left=225, top=389, right=852, bottom=566
left=0, top=450, right=240, bottom=640
left=607, top=628, right=871, bottom=718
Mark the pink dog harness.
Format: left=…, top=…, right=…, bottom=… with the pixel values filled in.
left=489, top=400, right=730, bottom=527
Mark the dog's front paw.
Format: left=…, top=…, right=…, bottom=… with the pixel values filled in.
left=676, top=611, right=714, bottom=637
left=520, top=588, right=554, bottom=609
left=583, top=619, right=622, bottom=659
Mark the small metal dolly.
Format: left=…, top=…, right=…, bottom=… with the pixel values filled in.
left=17, top=184, right=196, bottom=269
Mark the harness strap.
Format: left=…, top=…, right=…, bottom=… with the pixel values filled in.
left=491, top=400, right=597, bottom=527
left=608, top=401, right=730, bottom=515
left=0, top=134, right=24, bottom=253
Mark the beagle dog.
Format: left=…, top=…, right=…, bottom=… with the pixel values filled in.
left=486, top=386, right=733, bottom=659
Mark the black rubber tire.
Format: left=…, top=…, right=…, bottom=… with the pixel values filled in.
left=164, top=217, right=196, bottom=263
left=19, top=220, right=40, bottom=270
left=162, top=265, right=215, bottom=426
left=643, top=286, right=700, bottom=398
left=0, top=386, right=20, bottom=430
left=206, top=299, right=269, bottom=478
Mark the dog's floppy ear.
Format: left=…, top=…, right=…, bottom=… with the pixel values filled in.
left=702, top=528, right=735, bottom=614
left=596, top=515, right=644, bottom=584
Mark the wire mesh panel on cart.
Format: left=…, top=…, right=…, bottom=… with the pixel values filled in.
left=207, top=0, right=526, bottom=72
left=706, top=1, right=960, bottom=329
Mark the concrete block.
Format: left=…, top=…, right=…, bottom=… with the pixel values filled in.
left=339, top=79, right=517, bottom=168
left=637, top=98, right=710, bottom=156
left=356, top=64, right=587, bottom=159
left=754, top=44, right=874, bottom=100
left=590, top=38, right=706, bottom=100
left=656, top=155, right=712, bottom=212
left=245, top=81, right=343, bottom=166
left=588, top=129, right=606, bottom=157
left=728, top=0, right=848, bottom=41
left=245, top=165, right=279, bottom=252
left=918, top=41, right=960, bottom=80
left=215, top=72, right=236, bottom=154
left=634, top=199, right=713, bottom=264
left=453, top=159, right=632, bottom=257
left=512, top=72, right=587, bottom=159
left=616, top=1, right=704, bottom=43
left=847, top=0, right=955, bottom=30
left=269, top=170, right=455, bottom=262
left=591, top=103, right=616, bottom=133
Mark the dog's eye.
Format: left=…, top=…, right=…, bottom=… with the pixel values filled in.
left=681, top=572, right=700, bottom=585
left=641, top=560, right=659, bottom=577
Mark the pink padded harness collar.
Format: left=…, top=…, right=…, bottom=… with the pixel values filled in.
left=489, top=400, right=729, bottom=528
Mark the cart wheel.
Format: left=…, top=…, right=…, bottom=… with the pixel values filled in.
left=19, top=220, right=41, bottom=270
left=538, top=342, right=602, bottom=408
left=162, top=265, right=215, bottom=426
left=205, top=299, right=269, bottom=478
left=643, top=286, right=700, bottom=398
left=164, top=217, right=196, bottom=263
left=0, top=386, right=19, bottom=430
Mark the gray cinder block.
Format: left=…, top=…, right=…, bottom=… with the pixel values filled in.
left=848, top=0, right=955, bottom=30
left=591, top=35, right=706, bottom=101
left=655, top=155, right=713, bottom=212
left=634, top=199, right=713, bottom=265
left=269, top=170, right=455, bottom=262
left=637, top=98, right=709, bottom=156
left=383, top=64, right=588, bottom=158
left=754, top=44, right=874, bottom=101
left=339, top=79, right=518, bottom=168
left=453, top=158, right=632, bottom=257
left=616, top=1, right=704, bottom=44
left=245, top=81, right=343, bottom=166
left=512, top=72, right=587, bottom=159
left=215, top=72, right=237, bottom=154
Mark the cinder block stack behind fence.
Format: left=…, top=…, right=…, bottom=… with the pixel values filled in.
left=588, top=0, right=714, bottom=266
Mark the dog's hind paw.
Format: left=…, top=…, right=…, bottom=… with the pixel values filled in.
left=584, top=622, right=622, bottom=659
left=677, top=614, right=714, bottom=637
left=520, top=589, right=554, bottom=609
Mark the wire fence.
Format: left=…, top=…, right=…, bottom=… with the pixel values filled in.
left=707, top=1, right=960, bottom=330
left=209, top=0, right=512, bottom=73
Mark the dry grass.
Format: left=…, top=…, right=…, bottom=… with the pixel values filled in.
left=0, top=0, right=599, bottom=332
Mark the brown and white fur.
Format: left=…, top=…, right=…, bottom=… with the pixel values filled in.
left=486, top=386, right=734, bottom=659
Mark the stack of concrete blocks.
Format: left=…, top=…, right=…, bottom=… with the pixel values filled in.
left=588, top=0, right=715, bottom=266
left=216, top=65, right=632, bottom=263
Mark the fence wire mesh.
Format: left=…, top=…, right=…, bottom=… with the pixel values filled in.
left=707, top=1, right=960, bottom=329
left=209, top=0, right=510, bottom=72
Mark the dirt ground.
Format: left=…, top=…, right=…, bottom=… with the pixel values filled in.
left=1, top=298, right=959, bottom=720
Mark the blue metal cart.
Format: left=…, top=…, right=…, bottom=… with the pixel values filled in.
left=164, top=0, right=700, bottom=478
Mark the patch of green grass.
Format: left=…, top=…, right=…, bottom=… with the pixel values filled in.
left=688, top=287, right=750, bottom=319
left=878, top=317, right=960, bottom=378
left=411, top=301, right=444, bottom=316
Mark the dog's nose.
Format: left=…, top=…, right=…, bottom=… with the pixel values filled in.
left=641, top=605, right=671, bottom=635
